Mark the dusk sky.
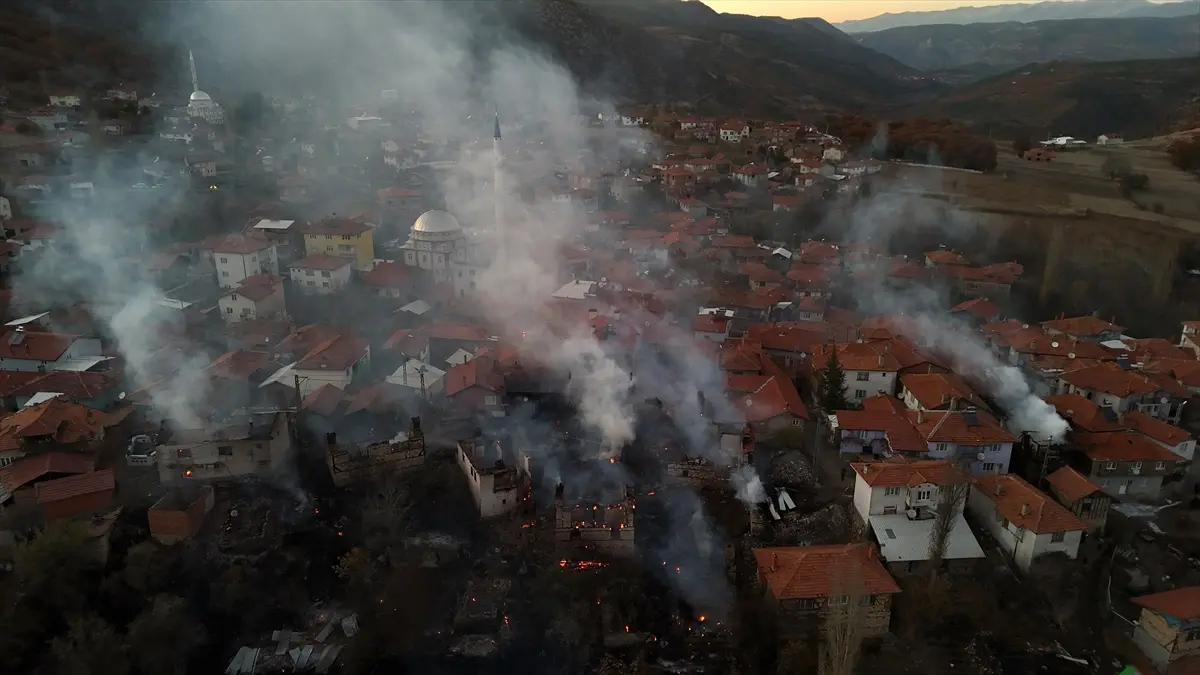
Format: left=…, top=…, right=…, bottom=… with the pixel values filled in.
left=700, top=0, right=1127, bottom=22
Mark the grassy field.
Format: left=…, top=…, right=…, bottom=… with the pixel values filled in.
left=996, top=144, right=1200, bottom=221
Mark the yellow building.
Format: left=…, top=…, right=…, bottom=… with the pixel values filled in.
left=302, top=216, right=374, bottom=271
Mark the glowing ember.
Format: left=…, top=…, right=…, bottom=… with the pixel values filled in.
left=624, top=625, right=630, bottom=632
left=675, top=567, right=681, bottom=574
left=559, top=559, right=607, bottom=570
left=609, top=458, right=615, bottom=464
left=699, top=615, right=707, bottom=622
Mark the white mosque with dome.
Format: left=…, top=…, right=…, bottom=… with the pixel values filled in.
left=398, top=111, right=505, bottom=298
left=186, top=51, right=225, bottom=125
left=400, top=209, right=489, bottom=297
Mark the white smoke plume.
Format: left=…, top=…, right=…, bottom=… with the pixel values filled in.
left=731, top=465, right=768, bottom=505
left=839, top=130, right=1068, bottom=442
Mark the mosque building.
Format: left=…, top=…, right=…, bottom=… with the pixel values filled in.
left=186, top=50, right=225, bottom=125
left=398, top=112, right=502, bottom=298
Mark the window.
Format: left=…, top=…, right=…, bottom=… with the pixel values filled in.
left=1131, top=462, right=1143, bottom=472
left=1188, top=628, right=1200, bottom=642
left=935, top=443, right=949, bottom=452
left=342, top=235, right=352, bottom=240
left=218, top=445, right=233, bottom=456
left=791, top=419, right=802, bottom=427
left=982, top=462, right=997, bottom=472
left=226, top=307, right=234, bottom=314
left=221, top=271, right=229, bottom=277
left=882, top=506, right=897, bottom=514
left=854, top=389, right=867, bottom=399
left=0, top=457, right=11, bottom=468
left=829, top=595, right=848, bottom=606
left=1156, top=461, right=1167, bottom=470
left=884, top=487, right=901, bottom=496
left=1050, top=532, right=1066, bottom=543
left=916, top=489, right=932, bottom=501
left=856, top=372, right=869, bottom=381
left=796, top=598, right=815, bottom=609
left=219, top=257, right=228, bottom=263
left=321, top=271, right=331, bottom=278
left=1104, top=462, right=1116, bottom=470
left=322, top=282, right=331, bottom=288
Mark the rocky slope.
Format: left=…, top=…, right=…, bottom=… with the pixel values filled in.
left=838, top=0, right=1199, bottom=33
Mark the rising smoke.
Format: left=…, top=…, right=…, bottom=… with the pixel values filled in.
left=839, top=133, right=1069, bottom=442
left=113, top=0, right=747, bottom=608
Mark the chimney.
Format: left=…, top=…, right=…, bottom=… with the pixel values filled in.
left=917, top=409, right=924, bottom=424
left=994, top=483, right=1003, bottom=496
left=1117, top=354, right=1130, bottom=370
left=965, top=405, right=977, bottom=414
left=411, top=416, right=421, bottom=433
left=877, top=354, right=884, bottom=368
left=771, top=551, right=778, bottom=571
left=948, top=396, right=958, bottom=411
left=866, top=544, right=877, bottom=560
left=884, top=342, right=891, bottom=354
left=1020, top=503, right=1030, bottom=516
left=325, top=432, right=337, bottom=451
left=614, top=308, right=622, bottom=320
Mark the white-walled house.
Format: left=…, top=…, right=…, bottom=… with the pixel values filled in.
left=1126, top=411, right=1196, bottom=463
left=851, top=460, right=984, bottom=574
left=813, top=343, right=903, bottom=406
left=213, top=235, right=278, bottom=289
left=456, top=437, right=527, bottom=519
left=289, top=255, right=353, bottom=294
left=156, top=412, right=292, bottom=486
left=218, top=275, right=286, bottom=323
left=1057, top=361, right=1186, bottom=424
left=0, top=196, right=11, bottom=220
left=908, top=408, right=1016, bottom=475
left=968, top=474, right=1086, bottom=573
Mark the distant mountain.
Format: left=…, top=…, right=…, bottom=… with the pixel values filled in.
left=838, top=0, right=1199, bottom=33
left=910, top=57, right=1200, bottom=138
left=856, top=16, right=1200, bottom=74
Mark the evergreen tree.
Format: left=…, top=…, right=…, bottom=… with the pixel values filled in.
left=817, top=345, right=850, bottom=413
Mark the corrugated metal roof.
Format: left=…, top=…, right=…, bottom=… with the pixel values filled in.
left=869, top=513, right=984, bottom=563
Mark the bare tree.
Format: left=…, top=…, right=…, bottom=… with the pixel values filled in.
left=819, top=564, right=870, bottom=675
left=362, top=474, right=414, bottom=555
left=925, top=482, right=969, bottom=586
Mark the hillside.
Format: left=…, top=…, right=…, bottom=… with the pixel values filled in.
left=838, top=0, right=1199, bottom=33
left=856, top=17, right=1200, bottom=74
left=911, top=57, right=1200, bottom=138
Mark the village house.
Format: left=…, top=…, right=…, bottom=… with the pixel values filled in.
left=822, top=146, right=845, bottom=163
left=950, top=297, right=1002, bottom=325
left=361, top=261, right=411, bottom=299
left=908, top=407, right=1016, bottom=475
left=105, top=84, right=138, bottom=101
left=899, top=372, right=991, bottom=413
left=1057, top=359, right=1187, bottom=424
left=213, top=235, right=278, bottom=290
left=968, top=473, right=1087, bottom=572
left=719, top=121, right=750, bottom=143
left=156, top=411, right=292, bottom=486
left=1131, top=586, right=1200, bottom=671
left=811, top=342, right=903, bottom=405
left=283, top=332, right=371, bottom=397
left=100, top=120, right=129, bottom=136
left=456, top=435, right=528, bottom=519
left=1097, top=133, right=1124, bottom=146
left=1180, top=321, right=1200, bottom=357
left=1045, top=466, right=1111, bottom=532
left=0, top=399, right=110, bottom=469
left=218, top=275, right=286, bottom=323
left=833, top=397, right=928, bottom=458
left=751, top=544, right=900, bottom=638
left=693, top=311, right=732, bottom=343
left=48, top=93, right=81, bottom=108
left=1126, top=411, right=1196, bottom=465
left=444, top=353, right=505, bottom=416
left=719, top=340, right=808, bottom=432
left=289, top=255, right=354, bottom=294
left=1042, top=315, right=1124, bottom=344
left=732, top=163, right=768, bottom=188
left=303, top=216, right=375, bottom=271
left=0, top=370, right=123, bottom=411
left=1072, top=430, right=1182, bottom=499
left=147, top=485, right=215, bottom=544
left=325, top=419, right=426, bottom=488
left=851, top=460, right=985, bottom=575
left=278, top=175, right=314, bottom=204
left=0, top=331, right=103, bottom=372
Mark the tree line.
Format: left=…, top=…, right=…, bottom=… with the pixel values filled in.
left=823, top=114, right=999, bottom=172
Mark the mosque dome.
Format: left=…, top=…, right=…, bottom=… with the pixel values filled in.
left=412, top=210, right=462, bottom=235
left=190, top=90, right=212, bottom=103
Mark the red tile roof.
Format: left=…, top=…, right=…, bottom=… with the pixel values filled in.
left=0, top=331, right=79, bottom=361
left=1042, top=315, right=1122, bottom=337
left=295, top=334, right=369, bottom=371
left=0, top=400, right=107, bottom=451
left=740, top=262, right=784, bottom=284
left=971, top=474, right=1087, bottom=534
left=361, top=261, right=410, bottom=288
left=731, top=357, right=808, bottom=422
left=207, top=349, right=274, bottom=381
left=0, top=451, right=96, bottom=493
left=1133, top=587, right=1200, bottom=621
left=851, top=459, right=967, bottom=487
left=950, top=297, right=1001, bottom=321
left=693, top=314, right=728, bottom=334
left=752, top=544, right=900, bottom=600
left=908, top=408, right=1014, bottom=445
left=276, top=324, right=342, bottom=357
left=1045, top=394, right=1126, bottom=433
left=1075, top=431, right=1182, bottom=463
left=291, top=254, right=353, bottom=271
left=232, top=275, right=283, bottom=302
left=213, top=234, right=272, bottom=255
left=1125, top=411, right=1190, bottom=447
left=6, top=371, right=116, bottom=400
left=900, top=373, right=989, bottom=412
left=1046, top=466, right=1101, bottom=503
left=834, top=408, right=927, bottom=453
left=812, top=342, right=902, bottom=372
left=1060, top=362, right=1181, bottom=398
left=925, top=250, right=969, bottom=266
left=720, top=339, right=766, bottom=372
left=301, top=383, right=346, bottom=417
left=34, top=468, right=115, bottom=504
left=445, top=356, right=503, bottom=397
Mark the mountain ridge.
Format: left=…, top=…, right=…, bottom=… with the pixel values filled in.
left=838, top=0, right=1199, bottom=33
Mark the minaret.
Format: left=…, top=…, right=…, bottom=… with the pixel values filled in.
left=188, top=50, right=199, bottom=94
left=493, top=108, right=504, bottom=263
